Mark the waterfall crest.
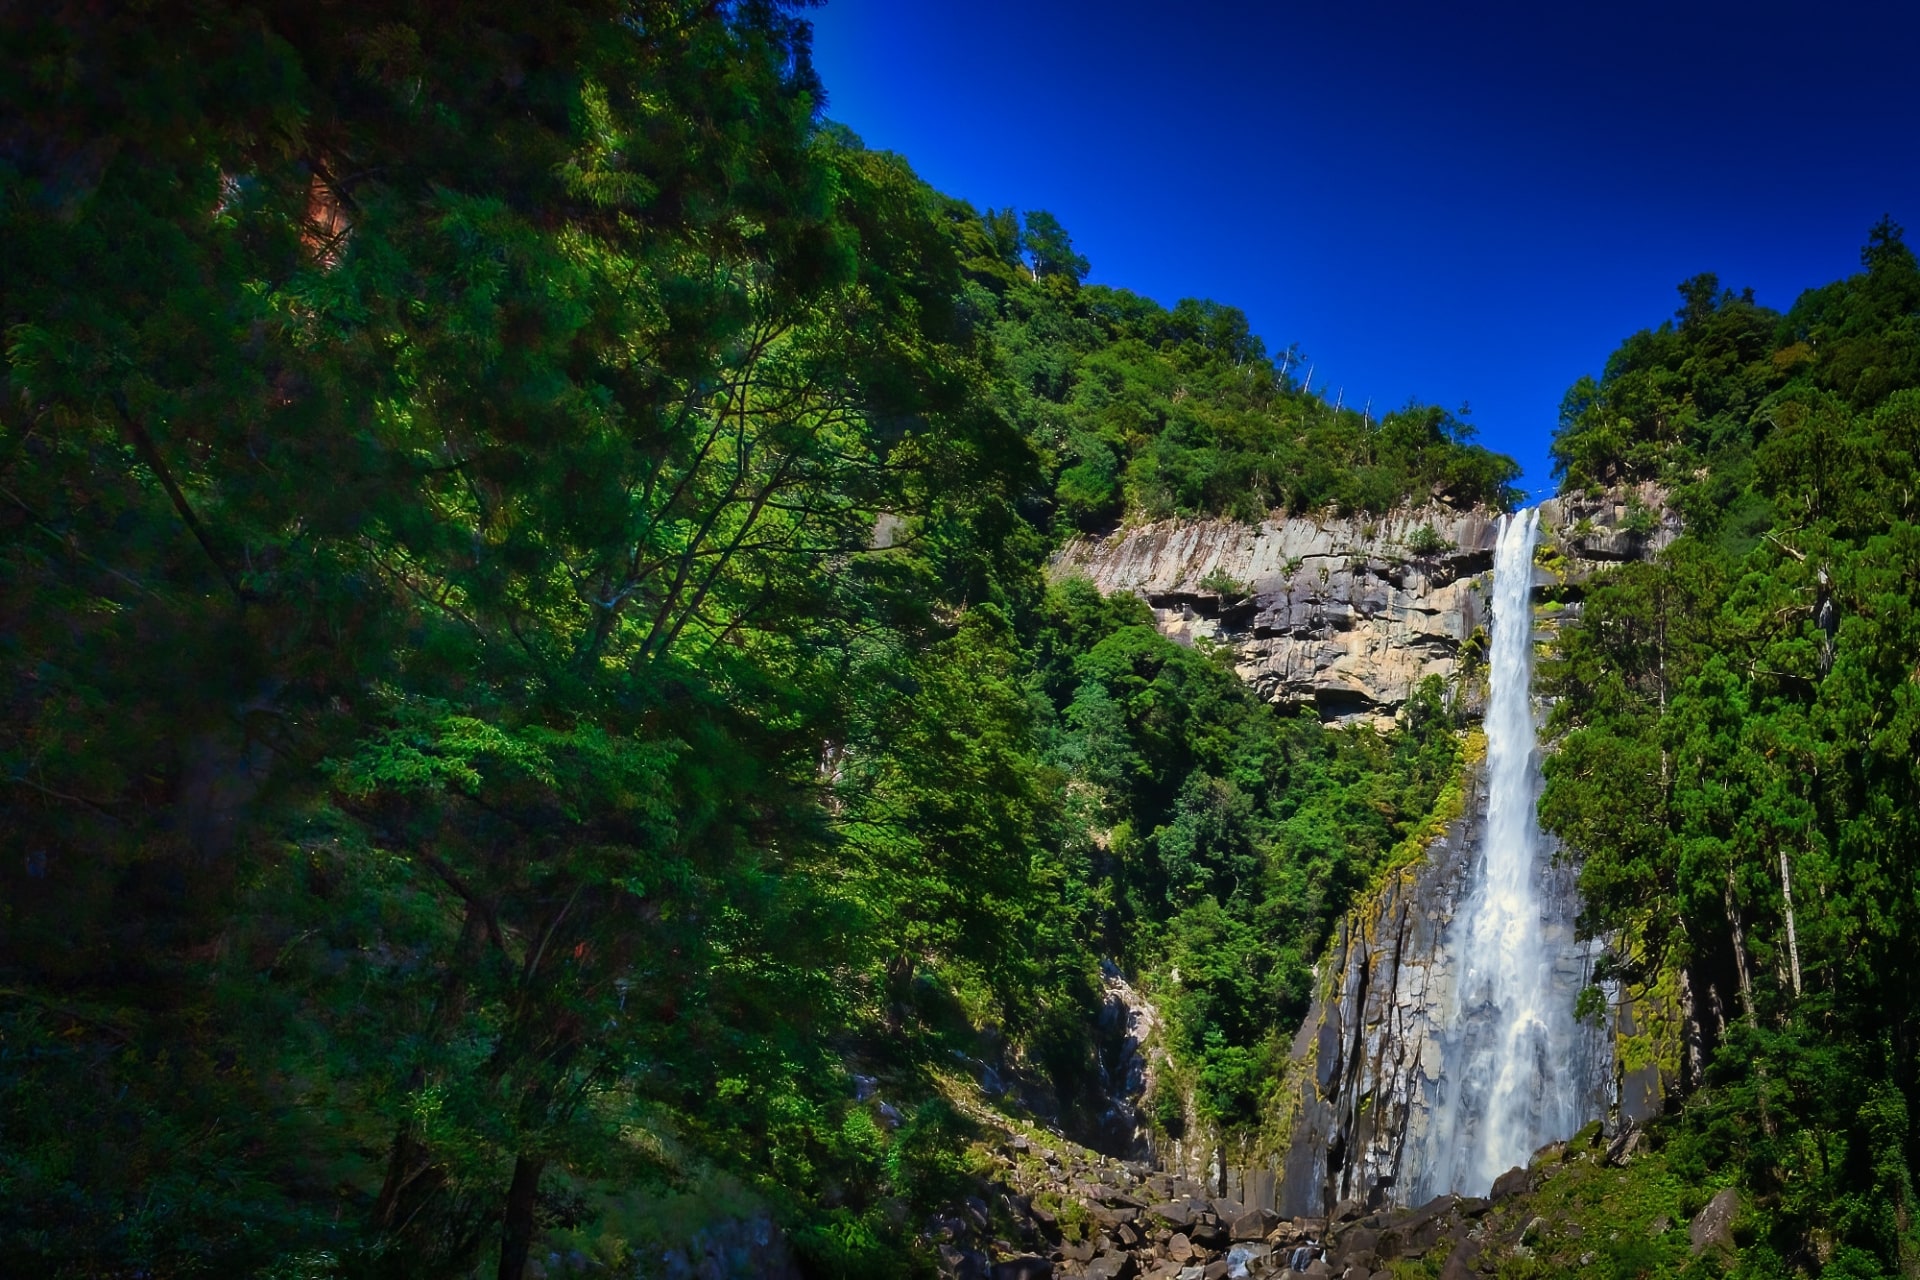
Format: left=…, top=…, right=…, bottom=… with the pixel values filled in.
left=1410, top=508, right=1600, bottom=1200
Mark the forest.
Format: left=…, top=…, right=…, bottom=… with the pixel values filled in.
left=4, top=3, right=1919, bottom=1279
left=1542, top=222, right=1920, bottom=1276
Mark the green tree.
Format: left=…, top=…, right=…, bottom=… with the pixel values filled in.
left=1022, top=209, right=1090, bottom=283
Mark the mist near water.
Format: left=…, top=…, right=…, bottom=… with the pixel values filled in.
left=1411, top=508, right=1606, bottom=1200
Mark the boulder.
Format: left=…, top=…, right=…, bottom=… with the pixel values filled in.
left=1436, top=1239, right=1481, bottom=1280
left=1388, top=1195, right=1457, bottom=1258
left=1230, top=1208, right=1278, bottom=1241
left=939, top=1244, right=991, bottom=1279
left=1086, top=1253, right=1138, bottom=1280
left=1151, top=1201, right=1200, bottom=1229
left=1489, top=1166, right=1530, bottom=1202
left=1689, top=1188, right=1740, bottom=1257
left=992, top=1258, right=1053, bottom=1280
left=1335, top=1225, right=1379, bottom=1257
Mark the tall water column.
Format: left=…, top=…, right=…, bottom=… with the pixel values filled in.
left=1410, top=508, right=1601, bottom=1200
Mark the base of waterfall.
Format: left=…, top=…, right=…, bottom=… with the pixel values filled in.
left=901, top=1091, right=1717, bottom=1280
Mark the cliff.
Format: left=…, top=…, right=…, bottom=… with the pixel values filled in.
left=1049, top=490, right=1683, bottom=1224
left=1049, top=486, right=1679, bottom=729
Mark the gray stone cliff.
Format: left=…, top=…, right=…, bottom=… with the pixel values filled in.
left=1050, top=485, right=1678, bottom=729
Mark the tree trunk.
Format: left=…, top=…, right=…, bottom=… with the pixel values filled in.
left=1725, top=870, right=1755, bottom=1020
left=497, top=1154, right=546, bottom=1280
left=1779, top=846, right=1804, bottom=998
left=1678, top=966, right=1708, bottom=1092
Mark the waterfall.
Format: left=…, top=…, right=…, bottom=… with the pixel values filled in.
left=1411, top=507, right=1602, bottom=1200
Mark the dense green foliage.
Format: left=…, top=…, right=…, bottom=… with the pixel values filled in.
left=0, top=4, right=1492, bottom=1277
left=1542, top=224, right=1920, bottom=1277
left=951, top=231, right=1520, bottom=530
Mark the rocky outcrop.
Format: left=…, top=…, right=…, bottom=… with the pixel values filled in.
left=1052, top=506, right=1500, bottom=727
left=1093, top=962, right=1163, bottom=1162
left=1049, top=487, right=1681, bottom=730
left=943, top=1110, right=1716, bottom=1278
left=954, top=1124, right=1333, bottom=1279
left=1540, top=481, right=1683, bottom=571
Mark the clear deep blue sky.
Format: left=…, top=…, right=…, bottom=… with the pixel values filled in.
left=808, top=0, right=1920, bottom=496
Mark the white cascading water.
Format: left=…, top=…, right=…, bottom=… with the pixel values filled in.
left=1414, top=507, right=1598, bottom=1199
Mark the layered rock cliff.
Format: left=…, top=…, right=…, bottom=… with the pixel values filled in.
left=1049, top=485, right=1681, bottom=729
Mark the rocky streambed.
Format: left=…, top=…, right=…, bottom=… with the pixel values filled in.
left=935, top=1115, right=1728, bottom=1280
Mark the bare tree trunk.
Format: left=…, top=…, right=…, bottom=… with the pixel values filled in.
left=1779, top=846, right=1804, bottom=997
left=1678, top=966, right=1707, bottom=1092
left=1725, top=871, right=1755, bottom=1020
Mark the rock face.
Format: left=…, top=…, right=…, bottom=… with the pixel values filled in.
left=1049, top=486, right=1681, bottom=729
left=1274, top=767, right=1483, bottom=1217
left=1051, top=506, right=1501, bottom=727
left=1094, top=961, right=1163, bottom=1162
left=1272, top=746, right=1613, bottom=1218
left=1543, top=482, right=1684, bottom=568
left=1689, top=1188, right=1741, bottom=1257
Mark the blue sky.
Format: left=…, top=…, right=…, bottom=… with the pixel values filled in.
left=807, top=0, right=1920, bottom=496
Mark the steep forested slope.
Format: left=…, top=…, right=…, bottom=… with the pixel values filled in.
left=0, top=4, right=1510, bottom=1277
left=1543, top=225, right=1920, bottom=1277
left=939, top=204, right=1520, bottom=531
